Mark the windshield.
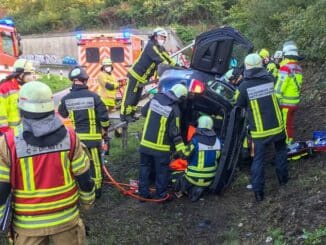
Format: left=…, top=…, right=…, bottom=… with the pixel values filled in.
left=209, top=80, right=236, bottom=103
left=230, top=43, right=249, bottom=69
left=1, top=31, right=15, bottom=56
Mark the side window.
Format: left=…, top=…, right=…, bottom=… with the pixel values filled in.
left=110, top=47, right=124, bottom=63
left=86, top=47, right=99, bottom=63
left=191, top=39, right=233, bottom=75
left=1, top=32, right=14, bottom=56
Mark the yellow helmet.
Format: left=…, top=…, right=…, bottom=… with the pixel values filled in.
left=102, top=58, right=112, bottom=66
left=18, top=81, right=54, bottom=113
left=259, top=48, right=270, bottom=59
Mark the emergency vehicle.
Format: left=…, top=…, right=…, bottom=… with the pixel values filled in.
left=77, top=32, right=145, bottom=98
left=0, top=18, right=21, bottom=80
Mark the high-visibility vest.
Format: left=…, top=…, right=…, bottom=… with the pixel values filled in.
left=97, top=71, right=119, bottom=107
left=0, top=78, right=21, bottom=133
left=275, top=59, right=303, bottom=106
left=5, top=128, right=84, bottom=229
left=185, top=137, right=221, bottom=187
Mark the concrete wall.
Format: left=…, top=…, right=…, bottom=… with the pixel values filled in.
left=20, top=29, right=183, bottom=60
left=21, top=33, right=78, bottom=59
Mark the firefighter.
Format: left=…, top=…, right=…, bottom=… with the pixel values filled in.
left=58, top=66, right=110, bottom=198
left=275, top=41, right=303, bottom=145
left=267, top=51, right=283, bottom=79
left=139, top=84, right=190, bottom=200
left=273, top=50, right=283, bottom=67
left=120, top=27, right=177, bottom=122
left=0, top=81, right=95, bottom=245
left=0, top=58, right=34, bottom=134
left=258, top=48, right=270, bottom=68
left=235, top=53, right=288, bottom=201
left=97, top=58, right=119, bottom=112
left=176, top=115, right=221, bottom=202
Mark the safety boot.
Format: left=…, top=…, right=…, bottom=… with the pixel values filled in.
left=254, top=191, right=264, bottom=202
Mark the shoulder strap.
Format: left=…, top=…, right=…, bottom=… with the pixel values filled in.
left=4, top=130, right=15, bottom=162
left=66, top=127, right=77, bottom=161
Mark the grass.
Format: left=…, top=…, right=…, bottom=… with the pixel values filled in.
left=108, top=119, right=144, bottom=164
left=303, top=227, right=326, bottom=245
left=218, top=229, right=241, bottom=245
left=230, top=170, right=250, bottom=189
left=38, top=73, right=71, bottom=93
left=105, top=118, right=144, bottom=184
left=267, top=227, right=285, bottom=245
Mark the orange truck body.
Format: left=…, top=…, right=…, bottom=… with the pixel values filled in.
left=77, top=32, right=145, bottom=98
left=0, top=18, right=20, bottom=81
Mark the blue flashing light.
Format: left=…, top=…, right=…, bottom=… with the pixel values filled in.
left=123, top=31, right=131, bottom=39
left=75, top=33, right=83, bottom=40
left=0, top=18, right=15, bottom=27
left=229, top=57, right=238, bottom=69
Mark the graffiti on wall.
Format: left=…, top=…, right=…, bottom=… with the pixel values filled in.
left=20, top=54, right=62, bottom=65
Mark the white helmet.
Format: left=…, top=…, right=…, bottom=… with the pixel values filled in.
left=153, top=27, right=168, bottom=38
left=18, top=81, right=54, bottom=113
left=13, top=59, right=34, bottom=73
left=244, top=53, right=262, bottom=70
left=283, top=41, right=299, bottom=57
left=273, top=50, right=283, bottom=59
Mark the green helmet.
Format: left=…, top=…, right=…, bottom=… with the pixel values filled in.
left=18, top=81, right=54, bottom=113
left=198, top=115, right=214, bottom=129
left=170, top=84, right=188, bottom=99
left=102, top=58, right=112, bottom=66
left=244, top=53, right=262, bottom=70
left=13, top=59, right=34, bottom=73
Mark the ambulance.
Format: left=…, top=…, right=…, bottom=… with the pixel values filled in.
left=0, top=18, right=21, bottom=80
left=76, top=31, right=146, bottom=99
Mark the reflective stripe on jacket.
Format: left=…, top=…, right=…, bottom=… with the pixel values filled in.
left=139, top=92, right=188, bottom=156
left=275, top=59, right=303, bottom=106
left=97, top=71, right=119, bottom=107
left=236, top=68, right=285, bottom=139
left=185, top=129, right=221, bottom=187
left=58, top=84, right=110, bottom=148
left=3, top=128, right=94, bottom=229
left=0, top=78, right=21, bottom=133
left=129, top=40, right=176, bottom=83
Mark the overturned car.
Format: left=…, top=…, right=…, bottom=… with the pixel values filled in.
left=159, top=26, right=254, bottom=194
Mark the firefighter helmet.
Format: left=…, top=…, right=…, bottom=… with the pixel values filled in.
left=153, top=27, right=168, bottom=38
left=18, top=81, right=54, bottom=113
left=283, top=41, right=299, bottom=57
left=244, top=53, right=262, bottom=70
left=68, top=66, right=89, bottom=82
left=170, top=84, right=188, bottom=99
left=102, top=58, right=112, bottom=66
left=198, top=115, right=214, bottom=130
left=274, top=50, right=283, bottom=59
left=259, top=48, right=270, bottom=59
left=13, top=59, right=34, bottom=73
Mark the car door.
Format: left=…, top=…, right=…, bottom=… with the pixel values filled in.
left=210, top=105, right=246, bottom=194
left=190, top=26, right=253, bottom=76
